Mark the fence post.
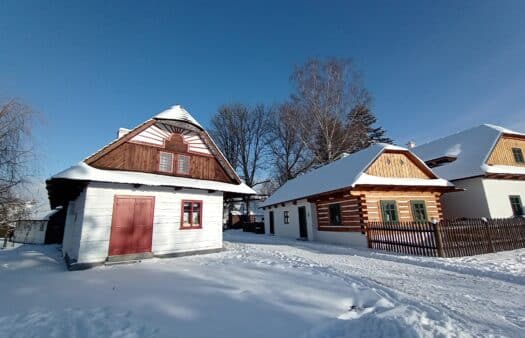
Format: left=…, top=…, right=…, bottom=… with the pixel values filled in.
left=483, top=218, right=495, bottom=253
left=432, top=221, right=444, bottom=257
left=365, top=222, right=372, bottom=248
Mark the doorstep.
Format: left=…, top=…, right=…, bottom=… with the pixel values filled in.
left=106, top=252, right=154, bottom=264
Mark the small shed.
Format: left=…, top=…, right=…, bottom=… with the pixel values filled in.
left=13, top=208, right=62, bottom=245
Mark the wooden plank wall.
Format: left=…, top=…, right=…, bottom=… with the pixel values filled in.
left=91, top=141, right=232, bottom=183
left=312, top=192, right=362, bottom=232
left=486, top=135, right=525, bottom=167
left=365, top=152, right=431, bottom=179
left=354, top=190, right=443, bottom=222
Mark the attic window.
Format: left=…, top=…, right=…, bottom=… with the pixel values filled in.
left=159, top=152, right=174, bottom=172
left=177, top=155, right=190, bottom=175
left=425, top=156, right=457, bottom=168
left=512, top=148, right=524, bottom=164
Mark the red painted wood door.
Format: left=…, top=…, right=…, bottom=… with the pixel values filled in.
left=109, top=196, right=155, bottom=256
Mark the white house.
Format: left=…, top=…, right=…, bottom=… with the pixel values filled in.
left=46, top=105, right=255, bottom=270
left=413, top=124, right=525, bottom=219
left=260, top=144, right=456, bottom=248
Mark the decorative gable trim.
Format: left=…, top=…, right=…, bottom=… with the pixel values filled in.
left=85, top=119, right=157, bottom=165
left=363, top=149, right=438, bottom=179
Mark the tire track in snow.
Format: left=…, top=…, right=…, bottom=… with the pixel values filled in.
left=224, top=237, right=524, bottom=337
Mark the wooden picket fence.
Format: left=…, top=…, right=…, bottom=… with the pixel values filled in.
left=366, top=218, right=525, bottom=257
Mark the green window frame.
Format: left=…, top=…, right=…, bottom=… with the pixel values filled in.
left=512, top=147, right=524, bottom=163
left=328, top=203, right=342, bottom=225
left=410, top=200, right=428, bottom=222
left=380, top=200, right=399, bottom=222
left=509, top=196, right=523, bottom=216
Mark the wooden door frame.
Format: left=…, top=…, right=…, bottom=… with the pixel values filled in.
left=298, top=206, right=308, bottom=239
left=269, top=211, right=275, bottom=235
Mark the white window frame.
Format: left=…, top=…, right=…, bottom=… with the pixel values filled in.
left=177, top=154, right=190, bottom=175
left=159, top=151, right=174, bottom=173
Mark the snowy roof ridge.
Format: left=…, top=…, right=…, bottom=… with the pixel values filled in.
left=154, top=105, right=202, bottom=128
left=413, top=123, right=525, bottom=181
left=50, top=162, right=255, bottom=195
left=260, top=144, right=450, bottom=207
left=482, top=123, right=525, bottom=136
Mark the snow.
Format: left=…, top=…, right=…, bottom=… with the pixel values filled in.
left=50, top=162, right=255, bottom=195
left=154, top=105, right=203, bottom=129
left=1, top=231, right=523, bottom=337
left=414, top=124, right=525, bottom=181
left=481, top=163, right=525, bottom=175
left=353, top=173, right=452, bottom=187
left=261, top=144, right=450, bottom=207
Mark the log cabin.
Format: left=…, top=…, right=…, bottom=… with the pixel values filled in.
left=414, top=124, right=525, bottom=219
left=46, top=105, right=255, bottom=270
left=260, top=144, right=457, bottom=248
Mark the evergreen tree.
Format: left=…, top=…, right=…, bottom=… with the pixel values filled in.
left=347, top=105, right=392, bottom=153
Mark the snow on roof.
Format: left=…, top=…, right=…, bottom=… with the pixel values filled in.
left=413, top=124, right=525, bottom=181
left=154, top=105, right=202, bottom=128
left=51, top=162, right=255, bottom=195
left=260, top=144, right=451, bottom=207
left=23, top=207, right=62, bottom=221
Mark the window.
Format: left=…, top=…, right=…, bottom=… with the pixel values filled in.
left=159, top=152, right=174, bottom=172
left=512, top=148, right=525, bottom=164
left=181, top=200, right=202, bottom=229
left=177, top=154, right=190, bottom=175
left=380, top=200, right=399, bottom=222
left=509, top=196, right=523, bottom=216
left=410, top=200, right=428, bottom=222
left=283, top=211, right=289, bottom=224
left=328, top=203, right=342, bottom=225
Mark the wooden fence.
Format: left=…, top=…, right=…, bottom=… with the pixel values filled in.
left=366, top=218, right=525, bottom=257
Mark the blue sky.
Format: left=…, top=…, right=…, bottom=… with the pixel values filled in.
left=1, top=0, right=524, bottom=179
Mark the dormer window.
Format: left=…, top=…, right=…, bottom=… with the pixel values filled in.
left=512, top=147, right=524, bottom=164
left=159, top=152, right=174, bottom=172
left=177, top=155, right=190, bottom=175
left=425, top=156, right=457, bottom=168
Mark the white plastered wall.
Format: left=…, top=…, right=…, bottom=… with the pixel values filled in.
left=75, top=182, right=223, bottom=264
left=440, top=177, right=491, bottom=219
left=482, top=179, right=525, bottom=218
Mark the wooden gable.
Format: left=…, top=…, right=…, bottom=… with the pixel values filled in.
left=85, top=121, right=237, bottom=184
left=365, top=151, right=434, bottom=179
left=486, top=134, right=525, bottom=167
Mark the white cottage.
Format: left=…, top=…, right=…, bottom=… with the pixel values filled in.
left=46, top=105, right=255, bottom=269
left=260, top=144, right=456, bottom=248
left=413, top=124, right=525, bottom=219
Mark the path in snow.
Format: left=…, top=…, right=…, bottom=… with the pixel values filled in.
left=223, top=231, right=525, bottom=337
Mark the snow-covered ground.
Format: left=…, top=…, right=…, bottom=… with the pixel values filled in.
left=0, top=231, right=523, bottom=338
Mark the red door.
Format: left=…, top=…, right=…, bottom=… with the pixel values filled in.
left=109, top=196, right=155, bottom=256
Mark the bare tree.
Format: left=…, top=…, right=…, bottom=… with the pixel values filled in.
left=0, top=99, right=35, bottom=226
left=211, top=103, right=271, bottom=187
left=210, top=105, right=241, bottom=170
left=210, top=103, right=272, bottom=214
left=268, top=102, right=313, bottom=186
left=290, top=58, right=372, bottom=164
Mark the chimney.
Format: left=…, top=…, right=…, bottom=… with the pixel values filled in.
left=406, top=140, right=416, bottom=149
left=117, top=128, right=131, bottom=138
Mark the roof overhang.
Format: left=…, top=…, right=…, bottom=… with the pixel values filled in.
left=47, top=162, right=255, bottom=208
